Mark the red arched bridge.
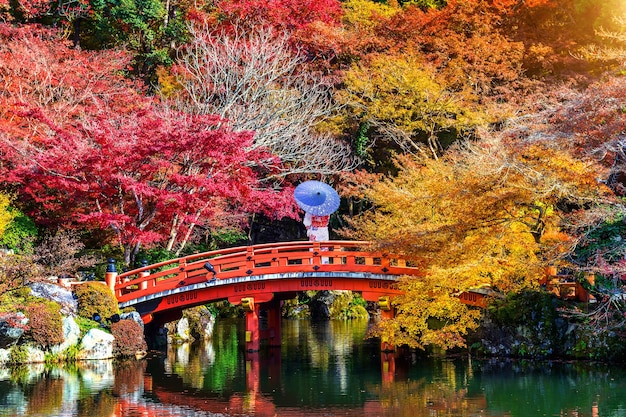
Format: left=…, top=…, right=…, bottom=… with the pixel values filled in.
left=107, top=240, right=487, bottom=352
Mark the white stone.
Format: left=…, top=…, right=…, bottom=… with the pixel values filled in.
left=201, top=313, right=216, bottom=340
left=25, top=346, right=46, bottom=363
left=120, top=311, right=144, bottom=329
left=176, top=317, right=191, bottom=341
left=77, top=328, right=114, bottom=360
left=28, top=283, right=77, bottom=316
left=0, top=345, right=45, bottom=364
left=0, top=348, right=9, bottom=365
left=51, top=316, right=81, bottom=356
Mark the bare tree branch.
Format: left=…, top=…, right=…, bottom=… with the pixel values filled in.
left=165, top=23, right=357, bottom=177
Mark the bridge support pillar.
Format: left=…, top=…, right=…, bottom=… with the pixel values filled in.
left=243, top=298, right=260, bottom=352
left=379, top=296, right=395, bottom=352
left=380, top=308, right=396, bottom=352
left=381, top=352, right=396, bottom=384
left=267, top=300, right=282, bottom=347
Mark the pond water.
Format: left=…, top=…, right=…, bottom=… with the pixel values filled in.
left=1, top=318, right=626, bottom=417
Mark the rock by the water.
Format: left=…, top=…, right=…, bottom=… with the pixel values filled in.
left=29, top=282, right=77, bottom=316
left=77, top=328, right=114, bottom=360
left=176, top=318, right=191, bottom=342
left=51, top=317, right=81, bottom=356
left=0, top=312, right=28, bottom=349
left=120, top=311, right=144, bottom=329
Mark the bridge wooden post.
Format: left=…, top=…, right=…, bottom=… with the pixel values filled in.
left=311, top=241, right=321, bottom=265
left=246, top=247, right=254, bottom=271
left=267, top=300, right=282, bottom=347
left=139, top=259, right=149, bottom=290
left=243, top=297, right=260, bottom=352
left=104, top=259, right=117, bottom=294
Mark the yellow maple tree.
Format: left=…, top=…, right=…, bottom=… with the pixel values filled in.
left=341, top=0, right=400, bottom=31
left=339, top=53, right=487, bottom=158
left=342, top=135, right=611, bottom=349
left=0, top=193, right=15, bottom=240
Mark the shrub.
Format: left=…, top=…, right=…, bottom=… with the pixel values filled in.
left=474, top=290, right=564, bottom=358
left=211, top=300, right=243, bottom=318
left=74, top=315, right=101, bottom=336
left=73, top=282, right=119, bottom=321
left=25, top=301, right=64, bottom=348
left=329, top=291, right=369, bottom=320
left=110, top=319, right=147, bottom=357
left=0, top=204, right=37, bottom=254
left=8, top=344, right=29, bottom=365
left=62, top=344, right=80, bottom=362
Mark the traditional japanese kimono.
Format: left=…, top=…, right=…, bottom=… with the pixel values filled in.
left=303, top=212, right=329, bottom=242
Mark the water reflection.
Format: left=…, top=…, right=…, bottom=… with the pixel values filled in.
left=0, top=360, right=119, bottom=417
left=1, top=319, right=626, bottom=416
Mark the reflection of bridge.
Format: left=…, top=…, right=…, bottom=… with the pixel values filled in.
left=112, top=351, right=434, bottom=417
left=114, top=348, right=492, bottom=417
left=106, top=241, right=487, bottom=351
left=118, top=352, right=403, bottom=417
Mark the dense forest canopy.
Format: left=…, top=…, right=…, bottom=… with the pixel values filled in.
left=1, top=0, right=625, bottom=349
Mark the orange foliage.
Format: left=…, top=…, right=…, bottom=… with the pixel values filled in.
left=342, top=131, right=612, bottom=349
left=505, top=0, right=600, bottom=76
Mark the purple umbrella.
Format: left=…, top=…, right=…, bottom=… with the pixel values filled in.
left=293, top=181, right=340, bottom=216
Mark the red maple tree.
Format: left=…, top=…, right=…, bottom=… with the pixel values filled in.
left=3, top=107, right=297, bottom=265
left=202, top=0, right=342, bottom=32
left=0, top=25, right=298, bottom=265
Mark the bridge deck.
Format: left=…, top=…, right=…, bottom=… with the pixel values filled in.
left=108, top=241, right=489, bottom=327
left=113, top=241, right=420, bottom=302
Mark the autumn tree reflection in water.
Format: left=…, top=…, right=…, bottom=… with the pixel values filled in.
left=1, top=320, right=626, bottom=416
left=367, top=359, right=487, bottom=417
left=147, top=319, right=490, bottom=416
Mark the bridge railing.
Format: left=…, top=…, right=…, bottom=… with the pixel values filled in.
left=114, top=240, right=422, bottom=303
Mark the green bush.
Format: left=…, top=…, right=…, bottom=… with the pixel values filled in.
left=0, top=207, right=37, bottom=253
left=133, top=247, right=175, bottom=269
left=0, top=287, right=41, bottom=318
left=8, top=345, right=29, bottom=365
left=74, top=315, right=102, bottom=337
left=25, top=301, right=64, bottom=348
left=487, top=290, right=558, bottom=326
left=329, top=291, right=369, bottom=320
left=62, top=344, right=80, bottom=362
left=110, top=319, right=147, bottom=357
left=282, top=297, right=310, bottom=318
left=211, top=300, right=243, bottom=318
left=474, top=289, right=564, bottom=358
left=73, top=282, right=119, bottom=321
